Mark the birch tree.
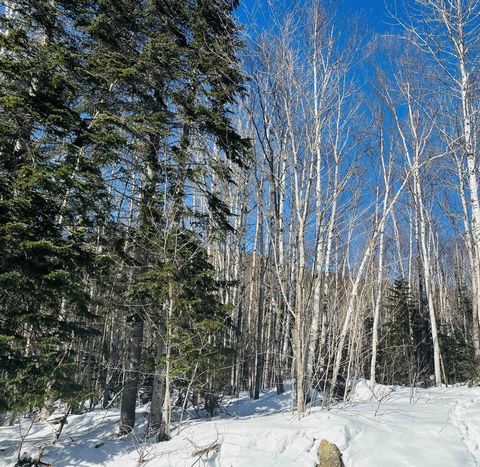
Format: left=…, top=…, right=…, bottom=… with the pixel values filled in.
left=397, top=0, right=480, bottom=362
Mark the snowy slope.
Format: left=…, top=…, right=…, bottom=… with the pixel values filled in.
left=1, top=381, right=480, bottom=466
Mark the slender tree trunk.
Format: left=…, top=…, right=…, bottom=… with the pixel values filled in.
left=369, top=192, right=387, bottom=387
left=147, top=331, right=167, bottom=440
left=119, top=316, right=144, bottom=434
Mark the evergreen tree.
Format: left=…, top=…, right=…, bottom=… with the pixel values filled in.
left=440, top=285, right=477, bottom=383
left=0, top=1, right=110, bottom=413
left=377, top=279, right=432, bottom=385
left=82, top=0, right=248, bottom=436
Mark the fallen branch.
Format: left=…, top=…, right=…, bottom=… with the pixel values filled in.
left=191, top=442, right=221, bottom=458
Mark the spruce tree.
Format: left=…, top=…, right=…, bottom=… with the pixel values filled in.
left=0, top=1, right=109, bottom=413
left=82, top=0, right=248, bottom=436
left=440, top=285, right=477, bottom=383
left=377, top=279, right=431, bottom=385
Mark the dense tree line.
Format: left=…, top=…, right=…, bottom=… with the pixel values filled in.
left=1, top=0, right=480, bottom=450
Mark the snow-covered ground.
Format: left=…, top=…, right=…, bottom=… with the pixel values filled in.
left=1, top=381, right=480, bottom=466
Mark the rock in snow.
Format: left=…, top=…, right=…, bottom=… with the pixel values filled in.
left=317, top=439, right=344, bottom=467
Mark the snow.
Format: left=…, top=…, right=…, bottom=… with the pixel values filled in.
left=348, top=379, right=395, bottom=402
left=1, top=381, right=480, bottom=466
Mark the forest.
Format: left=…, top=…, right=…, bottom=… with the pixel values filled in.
left=1, top=0, right=480, bottom=465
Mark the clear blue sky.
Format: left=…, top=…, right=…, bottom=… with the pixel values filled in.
left=237, top=0, right=396, bottom=33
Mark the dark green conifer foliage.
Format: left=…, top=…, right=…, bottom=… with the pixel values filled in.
left=440, top=286, right=477, bottom=383
left=136, top=229, right=234, bottom=396
left=0, top=1, right=109, bottom=411
left=377, top=279, right=432, bottom=385
left=0, top=0, right=247, bottom=432
left=82, top=0, right=248, bottom=435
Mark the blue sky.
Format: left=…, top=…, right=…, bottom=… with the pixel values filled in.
left=237, top=0, right=396, bottom=34
left=341, top=0, right=391, bottom=30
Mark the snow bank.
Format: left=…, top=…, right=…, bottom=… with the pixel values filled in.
left=1, top=382, right=480, bottom=466
left=349, top=379, right=394, bottom=402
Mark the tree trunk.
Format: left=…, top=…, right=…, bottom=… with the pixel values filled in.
left=148, top=335, right=167, bottom=440
left=119, top=316, right=143, bottom=434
